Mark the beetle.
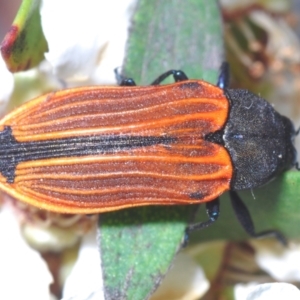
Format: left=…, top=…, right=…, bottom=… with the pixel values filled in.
left=0, top=63, right=296, bottom=243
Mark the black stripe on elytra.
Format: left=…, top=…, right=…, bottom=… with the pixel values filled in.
left=0, top=126, right=177, bottom=183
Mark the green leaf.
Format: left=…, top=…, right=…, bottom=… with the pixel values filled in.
left=99, top=0, right=223, bottom=299
left=99, top=206, right=192, bottom=299
left=0, top=0, right=48, bottom=72
left=189, top=171, right=300, bottom=243
left=123, top=0, right=223, bottom=85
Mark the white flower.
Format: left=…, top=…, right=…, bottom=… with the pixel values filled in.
left=0, top=202, right=53, bottom=300
left=235, top=282, right=300, bottom=300
left=150, top=252, right=210, bottom=300
left=40, top=0, right=137, bottom=86
left=62, top=226, right=104, bottom=300
left=251, top=240, right=300, bottom=282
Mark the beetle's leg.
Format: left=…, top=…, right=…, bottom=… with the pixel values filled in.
left=151, top=70, right=188, bottom=85
left=120, top=78, right=137, bottom=86
left=183, top=198, right=220, bottom=246
left=187, top=198, right=220, bottom=232
left=217, top=62, right=230, bottom=89
left=114, top=67, right=137, bottom=86
left=229, top=191, right=287, bottom=245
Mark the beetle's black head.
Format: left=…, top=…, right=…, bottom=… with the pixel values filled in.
left=222, top=89, right=297, bottom=190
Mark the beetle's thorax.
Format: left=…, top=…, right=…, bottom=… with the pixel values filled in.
left=220, top=89, right=296, bottom=190
left=223, top=89, right=296, bottom=190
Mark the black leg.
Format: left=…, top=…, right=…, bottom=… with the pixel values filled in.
left=120, top=78, right=136, bottom=86
left=229, top=191, right=287, bottom=245
left=115, top=68, right=188, bottom=86
left=217, top=62, right=230, bottom=89
left=187, top=198, right=220, bottom=232
left=151, top=70, right=188, bottom=85
left=114, top=67, right=137, bottom=86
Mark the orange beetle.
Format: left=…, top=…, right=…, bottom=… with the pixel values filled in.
left=0, top=63, right=296, bottom=242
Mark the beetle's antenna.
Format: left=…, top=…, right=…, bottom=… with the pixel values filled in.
left=217, top=62, right=230, bottom=89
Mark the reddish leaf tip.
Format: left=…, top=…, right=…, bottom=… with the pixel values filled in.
left=1, top=26, right=19, bottom=60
